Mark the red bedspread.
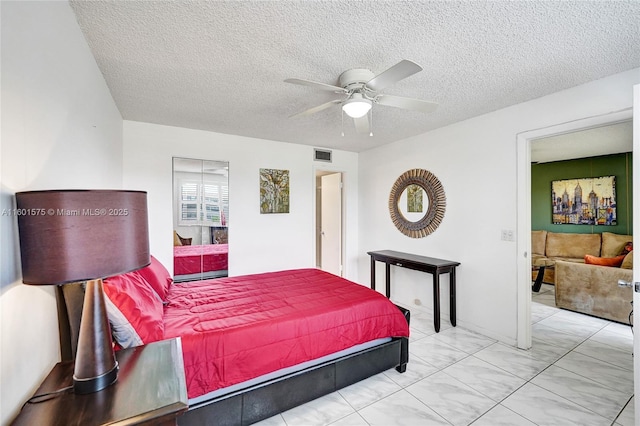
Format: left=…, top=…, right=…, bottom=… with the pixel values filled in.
left=173, top=244, right=228, bottom=275
left=163, top=268, right=409, bottom=399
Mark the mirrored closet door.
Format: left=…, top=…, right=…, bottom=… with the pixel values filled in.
left=172, top=157, right=229, bottom=282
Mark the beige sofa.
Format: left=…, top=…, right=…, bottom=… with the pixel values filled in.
left=532, top=231, right=633, bottom=323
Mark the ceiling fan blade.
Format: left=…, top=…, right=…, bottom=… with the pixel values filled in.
left=353, top=114, right=370, bottom=134
left=375, top=94, right=438, bottom=113
left=365, top=60, right=423, bottom=92
left=289, top=100, right=342, bottom=118
left=284, top=78, right=347, bottom=93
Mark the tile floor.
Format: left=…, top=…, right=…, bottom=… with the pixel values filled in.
left=256, top=284, right=635, bottom=425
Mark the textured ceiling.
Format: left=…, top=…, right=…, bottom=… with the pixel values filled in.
left=69, top=0, right=640, bottom=153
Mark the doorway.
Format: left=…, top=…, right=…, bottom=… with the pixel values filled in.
left=315, top=170, right=344, bottom=276
left=516, top=109, right=633, bottom=349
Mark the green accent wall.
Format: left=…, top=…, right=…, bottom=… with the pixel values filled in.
left=531, top=153, right=632, bottom=235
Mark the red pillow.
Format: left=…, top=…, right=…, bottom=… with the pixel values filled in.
left=136, top=255, right=173, bottom=300
left=103, top=271, right=164, bottom=348
left=584, top=254, right=626, bottom=267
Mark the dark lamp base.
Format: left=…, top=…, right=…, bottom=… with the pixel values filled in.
left=73, top=279, right=120, bottom=394
left=73, top=362, right=119, bottom=394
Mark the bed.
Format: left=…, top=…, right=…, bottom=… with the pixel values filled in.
left=173, top=243, right=229, bottom=282
left=56, top=257, right=410, bottom=425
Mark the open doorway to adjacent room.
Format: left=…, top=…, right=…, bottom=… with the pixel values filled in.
left=529, top=120, right=633, bottom=308
left=516, top=109, right=633, bottom=349
left=315, top=170, right=344, bottom=277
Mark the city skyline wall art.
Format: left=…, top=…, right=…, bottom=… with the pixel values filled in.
left=551, top=175, right=616, bottom=225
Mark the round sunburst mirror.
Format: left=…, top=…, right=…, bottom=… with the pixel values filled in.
left=389, top=169, right=446, bottom=238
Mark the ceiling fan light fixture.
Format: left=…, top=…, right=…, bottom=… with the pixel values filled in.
left=342, top=94, right=372, bottom=118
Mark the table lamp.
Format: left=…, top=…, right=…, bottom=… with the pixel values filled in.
left=15, top=190, right=150, bottom=394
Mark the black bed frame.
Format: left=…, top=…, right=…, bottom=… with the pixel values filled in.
left=56, top=283, right=410, bottom=426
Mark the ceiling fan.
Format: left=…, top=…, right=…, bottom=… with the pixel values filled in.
left=285, top=60, right=438, bottom=135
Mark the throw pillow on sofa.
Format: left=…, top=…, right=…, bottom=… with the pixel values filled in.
left=584, top=254, right=626, bottom=267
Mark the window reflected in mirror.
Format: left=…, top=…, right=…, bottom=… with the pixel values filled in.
left=173, top=157, right=229, bottom=282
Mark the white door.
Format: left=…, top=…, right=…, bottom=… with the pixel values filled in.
left=320, top=173, right=342, bottom=276
left=632, top=83, right=639, bottom=424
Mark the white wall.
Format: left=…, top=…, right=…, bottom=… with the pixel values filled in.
left=122, top=121, right=360, bottom=281
left=0, top=2, right=637, bottom=422
left=359, top=68, right=640, bottom=345
left=0, top=1, right=123, bottom=423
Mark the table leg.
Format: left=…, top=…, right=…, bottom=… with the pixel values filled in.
left=450, top=268, right=456, bottom=327
left=532, top=266, right=545, bottom=292
left=385, top=262, right=391, bottom=298
left=433, top=273, right=441, bottom=333
left=370, top=256, right=376, bottom=291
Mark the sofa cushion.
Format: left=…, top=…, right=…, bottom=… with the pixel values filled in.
left=545, top=232, right=601, bottom=258
left=621, top=250, right=633, bottom=269
left=584, top=254, right=626, bottom=267
left=601, top=232, right=633, bottom=258
left=531, top=230, right=547, bottom=255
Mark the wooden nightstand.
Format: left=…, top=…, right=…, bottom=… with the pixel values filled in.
left=12, top=338, right=188, bottom=426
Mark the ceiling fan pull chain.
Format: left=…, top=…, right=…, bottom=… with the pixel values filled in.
left=369, top=108, right=373, bottom=137
left=341, top=108, right=345, bottom=137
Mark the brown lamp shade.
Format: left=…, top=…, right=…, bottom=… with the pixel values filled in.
left=16, top=190, right=150, bottom=284
left=15, top=189, right=150, bottom=394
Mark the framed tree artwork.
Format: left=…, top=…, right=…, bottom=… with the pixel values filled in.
left=260, top=168, right=290, bottom=214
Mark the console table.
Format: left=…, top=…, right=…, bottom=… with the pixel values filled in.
left=368, top=250, right=460, bottom=333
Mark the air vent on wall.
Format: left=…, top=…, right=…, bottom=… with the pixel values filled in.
left=314, top=149, right=332, bottom=162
